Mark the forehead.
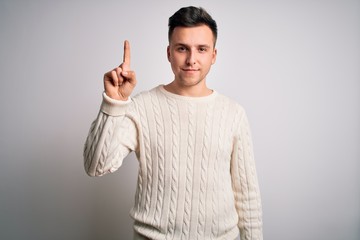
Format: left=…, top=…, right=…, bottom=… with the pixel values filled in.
left=170, top=25, right=215, bottom=46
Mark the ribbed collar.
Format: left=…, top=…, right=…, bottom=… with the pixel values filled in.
left=157, top=85, right=218, bottom=103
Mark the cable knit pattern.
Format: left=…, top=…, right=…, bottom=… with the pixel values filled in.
left=138, top=94, right=153, bottom=220
left=83, top=85, right=263, bottom=240
left=181, top=102, right=195, bottom=239
left=151, top=93, right=165, bottom=229
left=166, top=95, right=180, bottom=239
left=212, top=99, right=226, bottom=239
left=197, top=102, right=212, bottom=239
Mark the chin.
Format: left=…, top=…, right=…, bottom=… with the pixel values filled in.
left=181, top=82, right=201, bottom=88
left=178, top=78, right=204, bottom=87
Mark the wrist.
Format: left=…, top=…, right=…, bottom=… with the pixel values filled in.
left=105, top=91, right=129, bottom=101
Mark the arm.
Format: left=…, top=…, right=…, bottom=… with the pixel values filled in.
left=84, top=40, right=138, bottom=176
left=83, top=93, right=138, bottom=176
left=231, top=111, right=263, bottom=240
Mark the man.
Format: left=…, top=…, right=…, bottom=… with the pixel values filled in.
left=84, top=6, right=263, bottom=240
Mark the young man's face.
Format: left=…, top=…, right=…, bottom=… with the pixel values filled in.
left=167, top=25, right=217, bottom=88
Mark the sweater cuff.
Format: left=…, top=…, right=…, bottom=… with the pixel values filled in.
left=100, top=92, right=132, bottom=116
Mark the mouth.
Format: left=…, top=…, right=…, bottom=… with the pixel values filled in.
left=182, top=68, right=199, bottom=72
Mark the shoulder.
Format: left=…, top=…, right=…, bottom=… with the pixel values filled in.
left=215, top=92, right=246, bottom=115
left=132, top=85, right=162, bottom=100
left=129, top=86, right=166, bottom=113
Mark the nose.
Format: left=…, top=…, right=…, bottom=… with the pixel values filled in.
left=186, top=50, right=196, bottom=66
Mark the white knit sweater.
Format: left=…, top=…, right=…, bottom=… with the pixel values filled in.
left=84, top=85, right=263, bottom=240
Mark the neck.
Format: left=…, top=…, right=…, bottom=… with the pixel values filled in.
left=164, top=81, right=212, bottom=97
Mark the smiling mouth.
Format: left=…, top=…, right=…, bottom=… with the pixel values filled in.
left=182, top=68, right=199, bottom=72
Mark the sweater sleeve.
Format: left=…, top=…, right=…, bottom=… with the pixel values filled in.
left=83, top=93, right=139, bottom=177
left=230, top=110, right=263, bottom=240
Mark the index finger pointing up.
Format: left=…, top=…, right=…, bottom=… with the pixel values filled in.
left=123, top=40, right=131, bottom=67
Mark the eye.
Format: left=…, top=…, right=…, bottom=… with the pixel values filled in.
left=177, top=46, right=187, bottom=52
left=199, top=47, right=208, bottom=53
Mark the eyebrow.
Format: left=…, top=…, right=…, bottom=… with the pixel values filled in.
left=174, top=43, right=211, bottom=49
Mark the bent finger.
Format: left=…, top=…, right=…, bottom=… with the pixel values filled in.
left=115, top=67, right=123, bottom=80
left=110, top=70, right=123, bottom=86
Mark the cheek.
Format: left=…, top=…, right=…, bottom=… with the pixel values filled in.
left=169, top=57, right=181, bottom=71
left=203, top=56, right=215, bottom=67
left=207, top=51, right=216, bottom=65
left=170, top=54, right=183, bottom=66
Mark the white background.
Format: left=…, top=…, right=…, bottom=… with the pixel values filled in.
left=0, top=0, right=359, bottom=239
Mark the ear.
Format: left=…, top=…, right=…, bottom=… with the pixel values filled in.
left=167, top=46, right=171, bottom=62
left=211, top=48, right=217, bottom=64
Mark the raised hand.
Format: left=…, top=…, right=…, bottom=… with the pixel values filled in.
left=104, top=40, right=137, bottom=101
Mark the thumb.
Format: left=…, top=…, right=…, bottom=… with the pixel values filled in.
left=121, top=70, right=137, bottom=86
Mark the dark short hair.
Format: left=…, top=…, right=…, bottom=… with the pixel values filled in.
left=168, top=6, right=218, bottom=45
